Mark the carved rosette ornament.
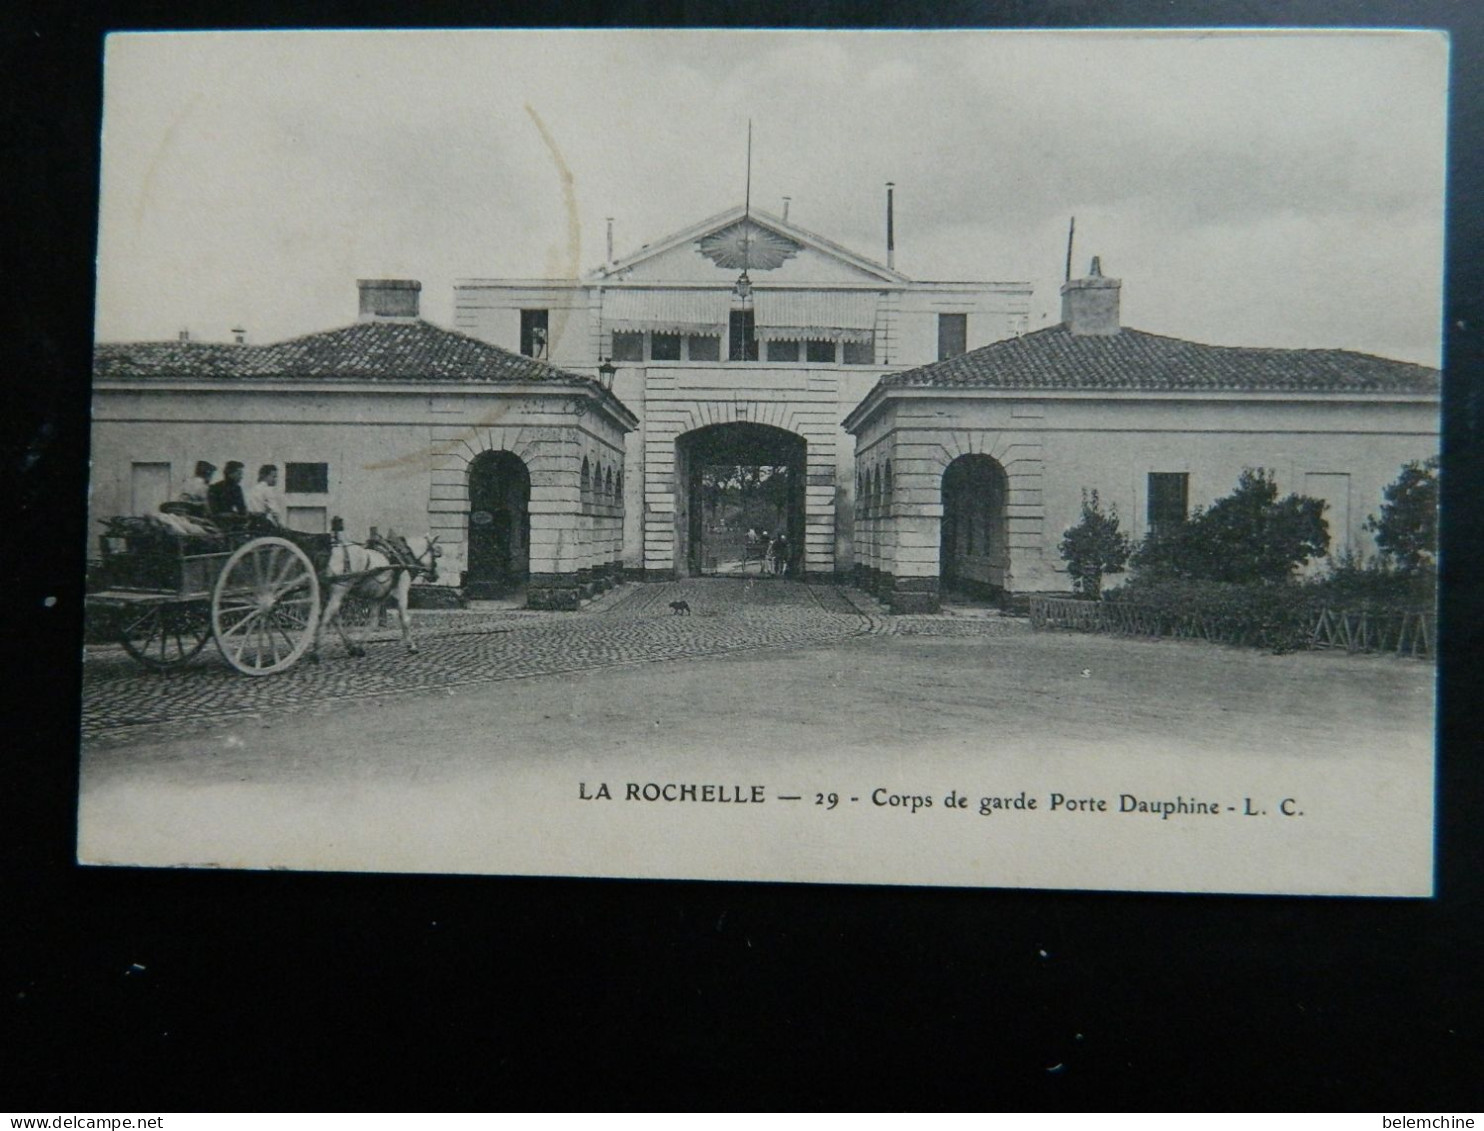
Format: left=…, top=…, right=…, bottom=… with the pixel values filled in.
left=697, top=221, right=802, bottom=271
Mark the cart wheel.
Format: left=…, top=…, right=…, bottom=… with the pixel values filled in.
left=119, top=602, right=211, bottom=669
left=211, top=536, right=321, bottom=676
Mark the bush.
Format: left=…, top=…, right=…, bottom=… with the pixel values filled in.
left=1312, top=549, right=1435, bottom=610
left=1364, top=456, right=1439, bottom=575
left=1132, top=468, right=1329, bottom=584
left=1058, top=489, right=1132, bottom=600
left=1103, top=558, right=1434, bottom=654
left=1106, top=578, right=1324, bottom=652
left=408, top=584, right=465, bottom=610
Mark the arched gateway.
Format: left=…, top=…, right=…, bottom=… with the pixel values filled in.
left=674, top=422, right=806, bottom=576
left=940, top=453, right=1009, bottom=601
left=464, top=450, right=531, bottom=599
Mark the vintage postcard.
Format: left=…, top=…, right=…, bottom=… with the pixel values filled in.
left=79, top=29, right=1444, bottom=895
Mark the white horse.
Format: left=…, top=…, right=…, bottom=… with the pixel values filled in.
left=312, top=533, right=442, bottom=660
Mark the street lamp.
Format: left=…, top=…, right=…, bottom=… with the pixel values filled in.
left=597, top=358, right=617, bottom=391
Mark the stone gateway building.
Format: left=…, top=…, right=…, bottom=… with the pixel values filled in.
left=453, top=204, right=1032, bottom=581
left=88, top=216, right=1439, bottom=613
left=845, top=260, right=1441, bottom=612
left=88, top=280, right=637, bottom=610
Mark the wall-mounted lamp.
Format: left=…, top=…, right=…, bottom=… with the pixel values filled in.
left=597, top=358, right=617, bottom=391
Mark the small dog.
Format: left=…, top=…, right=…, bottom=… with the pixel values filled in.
left=669, top=600, right=691, bottom=615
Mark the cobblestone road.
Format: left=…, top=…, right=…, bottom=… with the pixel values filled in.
left=80, top=579, right=1028, bottom=741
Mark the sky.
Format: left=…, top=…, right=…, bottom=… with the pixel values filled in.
left=95, top=29, right=1447, bottom=366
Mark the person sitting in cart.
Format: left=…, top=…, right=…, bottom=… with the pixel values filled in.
left=207, top=460, right=248, bottom=518
left=178, top=461, right=215, bottom=512
left=246, top=464, right=282, bottom=526
left=157, top=460, right=215, bottom=521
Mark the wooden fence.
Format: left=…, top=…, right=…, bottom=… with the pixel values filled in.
left=1029, top=597, right=1435, bottom=660
left=1307, top=606, right=1435, bottom=659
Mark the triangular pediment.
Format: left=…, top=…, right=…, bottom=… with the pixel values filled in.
left=589, top=206, right=909, bottom=286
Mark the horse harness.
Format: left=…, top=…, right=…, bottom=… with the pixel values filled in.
left=337, top=534, right=440, bottom=583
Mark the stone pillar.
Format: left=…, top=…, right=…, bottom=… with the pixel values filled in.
left=802, top=435, right=837, bottom=579
left=644, top=430, right=679, bottom=579
left=884, top=451, right=945, bottom=614
left=601, top=470, right=616, bottom=588
left=1004, top=458, right=1050, bottom=591
left=526, top=456, right=583, bottom=611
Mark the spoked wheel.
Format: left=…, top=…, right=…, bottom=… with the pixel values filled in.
left=211, top=536, right=321, bottom=676
left=118, top=601, right=211, bottom=669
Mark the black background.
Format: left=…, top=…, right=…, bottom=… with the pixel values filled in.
left=4, top=1, right=1481, bottom=1111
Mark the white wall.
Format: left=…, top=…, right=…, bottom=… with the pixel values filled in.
left=89, top=384, right=632, bottom=584
left=854, top=391, right=1439, bottom=593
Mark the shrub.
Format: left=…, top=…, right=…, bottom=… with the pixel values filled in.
left=1308, top=550, right=1435, bottom=609
left=1058, top=489, right=1132, bottom=600
left=1105, top=578, right=1324, bottom=652
left=408, top=584, right=465, bottom=610
left=1364, top=456, right=1439, bottom=575
left=1131, top=468, right=1329, bottom=584
left=1100, top=558, right=1434, bottom=654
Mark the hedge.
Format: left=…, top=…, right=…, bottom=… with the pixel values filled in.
left=1030, top=578, right=1434, bottom=658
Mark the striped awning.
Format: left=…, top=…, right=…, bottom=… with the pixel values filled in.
left=754, top=291, right=879, bottom=343
left=603, top=289, right=729, bottom=336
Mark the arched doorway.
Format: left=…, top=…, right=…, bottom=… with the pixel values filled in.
left=465, top=450, right=531, bottom=599
left=675, top=422, right=806, bottom=577
left=941, top=454, right=1009, bottom=601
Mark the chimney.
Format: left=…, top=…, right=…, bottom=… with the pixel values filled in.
left=357, top=279, right=421, bottom=321
left=606, top=217, right=614, bottom=264
left=178, top=329, right=190, bottom=342
left=782, top=196, right=791, bottom=222
left=885, top=183, right=895, bottom=271
left=231, top=326, right=246, bottom=345
left=1060, top=256, right=1121, bottom=336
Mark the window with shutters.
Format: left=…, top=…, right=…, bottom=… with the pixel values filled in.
left=938, top=313, right=968, bottom=360
left=130, top=462, right=171, bottom=516
left=520, top=309, right=549, bottom=358
left=728, top=310, right=759, bottom=361
left=687, top=334, right=720, bottom=361
left=286, top=506, right=328, bottom=534
left=611, top=332, right=644, bottom=362
left=285, top=462, right=329, bottom=494
left=1147, top=473, right=1189, bottom=538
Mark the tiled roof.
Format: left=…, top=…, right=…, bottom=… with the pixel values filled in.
left=94, top=320, right=592, bottom=385
left=879, top=325, right=1440, bottom=395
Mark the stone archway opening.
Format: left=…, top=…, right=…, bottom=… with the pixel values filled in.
left=464, top=449, right=531, bottom=599
left=941, top=453, right=1009, bottom=604
left=675, top=422, right=806, bottom=577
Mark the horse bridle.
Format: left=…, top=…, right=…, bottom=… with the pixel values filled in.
left=405, top=534, right=441, bottom=584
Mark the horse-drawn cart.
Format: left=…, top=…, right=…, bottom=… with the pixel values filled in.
left=87, top=517, right=328, bottom=676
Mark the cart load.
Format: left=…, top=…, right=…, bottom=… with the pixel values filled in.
left=88, top=514, right=326, bottom=676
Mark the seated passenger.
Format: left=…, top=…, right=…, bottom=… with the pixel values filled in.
left=180, top=461, right=215, bottom=508
left=159, top=460, right=215, bottom=519
left=208, top=461, right=248, bottom=518
left=246, top=464, right=282, bottom=527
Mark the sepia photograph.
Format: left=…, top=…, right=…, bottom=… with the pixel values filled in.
left=78, top=28, right=1445, bottom=896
